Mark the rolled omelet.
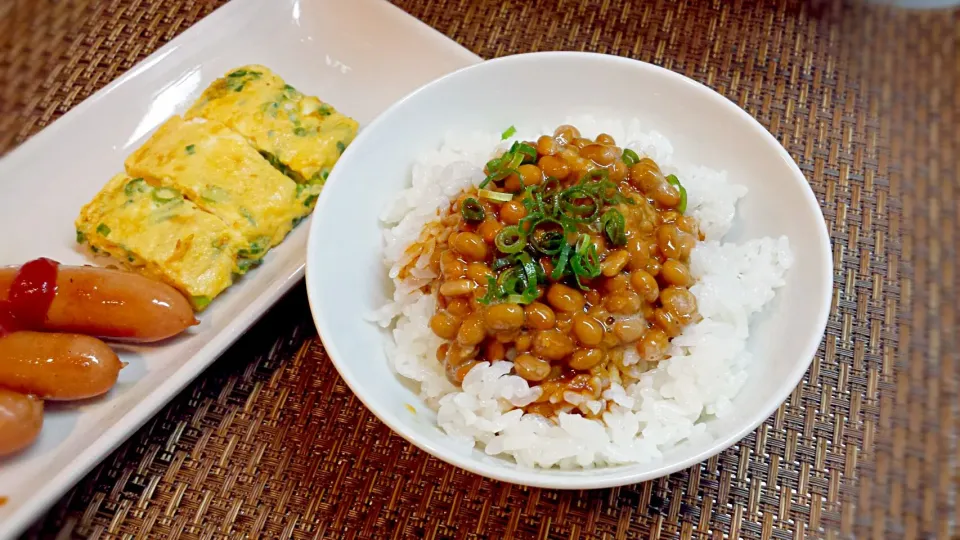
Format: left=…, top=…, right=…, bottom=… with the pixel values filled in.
left=185, top=64, right=358, bottom=186
left=76, top=173, right=245, bottom=310
left=125, top=116, right=317, bottom=258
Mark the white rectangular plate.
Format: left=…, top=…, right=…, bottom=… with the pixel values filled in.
left=0, top=1, right=479, bottom=536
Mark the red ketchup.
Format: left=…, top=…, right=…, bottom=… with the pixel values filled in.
left=0, top=258, right=60, bottom=338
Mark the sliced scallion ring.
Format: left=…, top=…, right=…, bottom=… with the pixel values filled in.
left=501, top=152, right=524, bottom=173
left=551, top=241, right=573, bottom=280
left=622, top=148, right=640, bottom=167
left=124, top=178, right=147, bottom=196
left=666, top=174, right=688, bottom=214
left=492, top=256, right=514, bottom=271
left=478, top=189, right=513, bottom=202
left=461, top=197, right=485, bottom=222
left=495, top=225, right=526, bottom=254
left=540, top=177, right=561, bottom=198
left=528, top=218, right=566, bottom=255
left=599, top=208, right=627, bottom=246
left=478, top=275, right=502, bottom=305
left=496, top=266, right=526, bottom=295
left=580, top=169, right=610, bottom=183
left=152, top=187, right=181, bottom=203
left=518, top=210, right=544, bottom=233
left=569, top=236, right=601, bottom=289
left=516, top=143, right=537, bottom=164
left=579, top=243, right=601, bottom=278
left=517, top=252, right=539, bottom=283
left=559, top=187, right=600, bottom=223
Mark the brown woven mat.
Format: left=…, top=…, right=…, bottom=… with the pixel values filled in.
left=2, top=0, right=957, bottom=538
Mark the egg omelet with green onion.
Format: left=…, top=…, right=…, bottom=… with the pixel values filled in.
left=75, top=173, right=244, bottom=310
left=184, top=64, right=358, bottom=186
left=125, top=115, right=319, bottom=258
left=77, top=64, right=355, bottom=312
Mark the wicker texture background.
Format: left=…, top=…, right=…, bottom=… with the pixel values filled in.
left=1, top=0, right=956, bottom=538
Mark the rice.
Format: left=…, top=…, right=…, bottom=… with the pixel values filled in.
left=371, top=115, right=793, bottom=468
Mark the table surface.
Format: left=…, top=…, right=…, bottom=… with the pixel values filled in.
left=1, top=0, right=956, bottom=538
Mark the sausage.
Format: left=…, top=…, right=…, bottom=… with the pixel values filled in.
left=0, top=388, right=43, bottom=456
left=0, top=331, right=122, bottom=400
left=0, top=264, right=197, bottom=343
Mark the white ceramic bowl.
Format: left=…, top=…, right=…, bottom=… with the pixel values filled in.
left=306, top=52, right=832, bottom=489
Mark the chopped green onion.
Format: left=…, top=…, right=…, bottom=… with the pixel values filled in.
left=666, top=174, right=688, bottom=213
left=261, top=101, right=280, bottom=117
left=517, top=209, right=542, bottom=232
left=238, top=238, right=268, bottom=258
left=336, top=141, right=346, bottom=154
left=512, top=253, right=541, bottom=304
left=239, top=208, right=257, bottom=226
left=599, top=208, right=627, bottom=246
left=201, top=185, right=230, bottom=204
left=185, top=144, right=196, bottom=155
left=152, top=187, right=180, bottom=203
left=569, top=235, right=601, bottom=288
left=551, top=242, right=572, bottom=280
left=192, top=296, right=212, bottom=310
left=575, top=169, right=633, bottom=205
left=259, top=150, right=297, bottom=181
left=478, top=276, right=501, bottom=305
left=517, top=252, right=538, bottom=282
left=497, top=266, right=525, bottom=294
left=559, top=187, right=600, bottom=223
left=492, top=256, right=514, bottom=271
left=303, top=194, right=319, bottom=207
left=506, top=288, right=539, bottom=304
left=227, top=70, right=248, bottom=78
left=76, top=230, right=86, bottom=244
left=124, top=178, right=147, bottom=196
left=491, top=257, right=538, bottom=305
left=478, top=189, right=513, bottom=202
left=501, top=125, right=517, bottom=140
left=537, top=178, right=564, bottom=216
left=485, top=153, right=508, bottom=173
left=495, top=225, right=526, bottom=254
left=622, top=148, right=640, bottom=167
left=578, top=241, right=601, bottom=277
left=580, top=168, right=610, bottom=182
left=96, top=223, right=110, bottom=237
left=236, top=258, right=261, bottom=274
left=499, top=152, right=524, bottom=177
left=461, top=198, right=485, bottom=223
left=479, top=150, right=524, bottom=188
left=527, top=218, right=566, bottom=255
left=540, top=177, right=562, bottom=197
left=516, top=143, right=537, bottom=164
left=534, top=260, right=547, bottom=282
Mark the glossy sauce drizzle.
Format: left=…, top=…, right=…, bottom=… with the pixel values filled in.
left=0, top=258, right=59, bottom=337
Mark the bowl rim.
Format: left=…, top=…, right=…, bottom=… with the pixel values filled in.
left=306, top=51, right=833, bottom=489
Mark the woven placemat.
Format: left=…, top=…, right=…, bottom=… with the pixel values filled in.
left=2, top=0, right=957, bottom=538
